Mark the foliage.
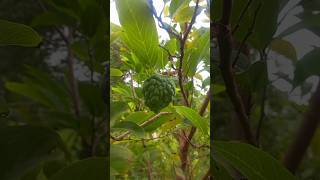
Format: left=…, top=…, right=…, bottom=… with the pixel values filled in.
left=0, top=0, right=108, bottom=179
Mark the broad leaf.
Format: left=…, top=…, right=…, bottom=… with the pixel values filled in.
left=169, top=0, right=185, bottom=17
left=0, top=19, right=42, bottom=47
left=50, top=157, right=107, bottom=180
left=5, top=82, right=56, bottom=108
left=110, top=144, right=134, bottom=174
left=116, top=0, right=166, bottom=69
left=212, top=0, right=279, bottom=49
left=184, top=29, right=210, bottom=77
left=0, top=126, right=64, bottom=180
left=213, top=141, right=297, bottom=180
left=236, top=61, right=268, bottom=93
left=110, top=68, right=123, bottom=77
left=79, top=82, right=105, bottom=116
left=293, top=48, right=320, bottom=86
left=174, top=106, right=208, bottom=136
left=113, top=121, right=145, bottom=137
left=270, top=38, right=297, bottom=62
left=213, top=84, right=226, bottom=95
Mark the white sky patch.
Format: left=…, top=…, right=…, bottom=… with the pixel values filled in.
left=110, top=0, right=210, bottom=93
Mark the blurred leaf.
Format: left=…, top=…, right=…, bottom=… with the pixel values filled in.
left=169, top=0, right=185, bottom=17
left=5, top=82, right=55, bottom=108
left=31, top=12, right=75, bottom=27
left=79, top=1, right=103, bottom=37
left=0, top=19, right=42, bottom=47
left=213, top=141, right=297, bottom=180
left=79, top=83, right=105, bottom=116
left=173, top=3, right=194, bottom=23
left=71, top=41, right=89, bottom=61
left=270, top=38, right=297, bottom=62
left=50, top=157, right=107, bottom=180
left=212, top=0, right=279, bottom=49
left=110, top=144, right=134, bottom=174
left=110, top=68, right=123, bottom=77
left=0, top=126, right=64, bottom=180
left=293, top=48, right=320, bottom=86
left=164, top=38, right=177, bottom=55
left=174, top=106, right=208, bottom=136
left=236, top=61, right=268, bottom=92
left=213, top=84, right=226, bottom=95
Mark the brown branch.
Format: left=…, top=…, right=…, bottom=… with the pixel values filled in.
left=217, top=0, right=255, bottom=145
left=283, top=81, right=320, bottom=173
left=179, top=88, right=210, bottom=173
left=66, top=27, right=81, bottom=117
left=177, top=0, right=201, bottom=107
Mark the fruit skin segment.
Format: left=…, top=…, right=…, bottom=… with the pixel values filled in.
left=142, top=74, right=176, bottom=113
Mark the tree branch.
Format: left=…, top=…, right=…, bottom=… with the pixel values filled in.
left=217, top=0, right=255, bottom=145
left=283, top=81, right=320, bottom=173
left=232, top=3, right=262, bottom=68
left=113, top=112, right=172, bottom=141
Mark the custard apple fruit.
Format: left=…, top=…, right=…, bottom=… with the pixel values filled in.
left=142, top=75, right=175, bottom=112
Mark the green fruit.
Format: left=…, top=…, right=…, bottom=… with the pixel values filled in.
left=142, top=74, right=175, bottom=112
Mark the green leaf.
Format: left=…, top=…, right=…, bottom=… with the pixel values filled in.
left=79, top=1, right=103, bottom=37
left=173, top=3, right=194, bottom=23
left=113, top=121, right=145, bottom=137
left=0, top=126, right=64, bottom=180
left=50, top=157, right=107, bottom=180
left=169, top=0, right=185, bottom=17
left=212, top=0, right=279, bottom=49
left=293, top=48, right=320, bottom=86
left=110, top=144, right=134, bottom=174
left=213, top=141, right=297, bottom=180
left=174, top=106, right=208, bottom=136
left=213, top=84, right=226, bottom=95
left=125, top=111, right=154, bottom=124
left=116, top=0, right=166, bottom=69
left=110, top=68, right=123, bottom=77
left=24, top=66, right=71, bottom=110
left=236, top=61, right=268, bottom=93
left=79, top=82, right=105, bottom=116
left=144, top=113, right=175, bottom=132
left=111, top=23, right=122, bottom=44
left=270, top=39, right=297, bottom=62
left=110, top=101, right=129, bottom=122
left=184, top=29, right=210, bottom=77
left=5, top=82, right=55, bottom=108
left=31, top=12, right=75, bottom=27
left=0, top=19, right=42, bottom=47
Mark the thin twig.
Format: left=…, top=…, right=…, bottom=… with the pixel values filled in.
left=113, top=112, right=172, bottom=141
left=232, top=3, right=262, bottom=68
left=255, top=50, right=268, bottom=146
left=232, top=0, right=253, bottom=34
